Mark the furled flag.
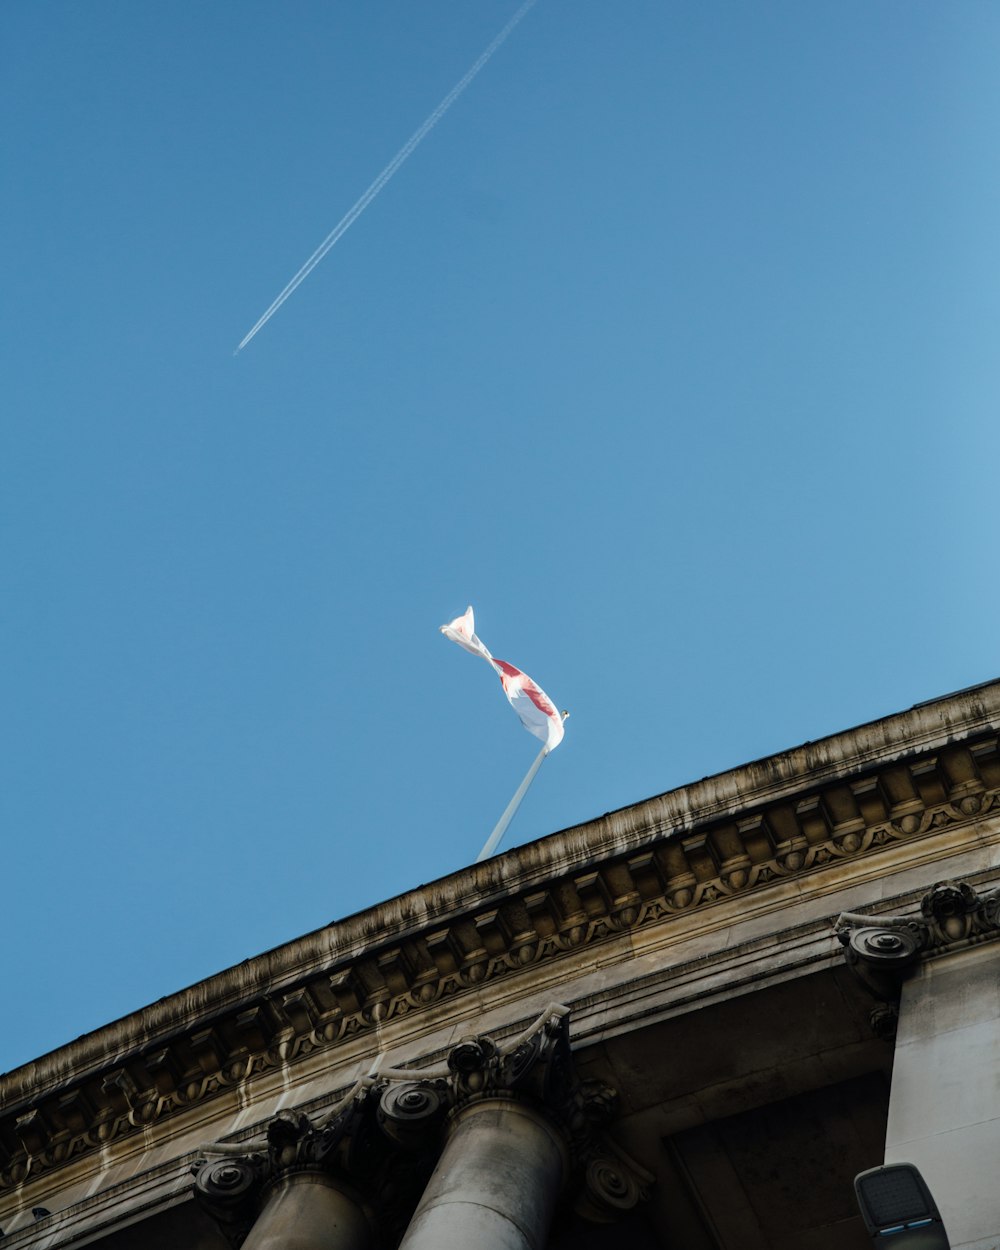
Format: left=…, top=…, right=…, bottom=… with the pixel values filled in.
left=440, top=606, right=565, bottom=752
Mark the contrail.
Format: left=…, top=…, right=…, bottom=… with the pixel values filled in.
left=235, top=0, right=538, bottom=354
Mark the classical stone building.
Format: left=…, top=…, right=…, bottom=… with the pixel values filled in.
left=2, top=681, right=1000, bottom=1249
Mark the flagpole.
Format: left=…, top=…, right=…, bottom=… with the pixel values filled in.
left=475, top=712, right=568, bottom=863
left=476, top=742, right=549, bottom=863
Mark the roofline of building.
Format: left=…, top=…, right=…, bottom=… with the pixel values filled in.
left=3, top=677, right=998, bottom=1104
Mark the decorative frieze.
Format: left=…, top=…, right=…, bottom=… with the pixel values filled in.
left=2, top=735, right=999, bottom=1194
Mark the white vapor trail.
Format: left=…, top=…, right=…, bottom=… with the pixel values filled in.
left=235, top=0, right=538, bottom=354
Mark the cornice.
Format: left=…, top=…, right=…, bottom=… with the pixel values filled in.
left=5, top=682, right=998, bottom=1085
left=1, top=684, right=999, bottom=1200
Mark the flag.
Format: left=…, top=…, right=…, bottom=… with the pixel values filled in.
left=440, top=606, right=565, bottom=752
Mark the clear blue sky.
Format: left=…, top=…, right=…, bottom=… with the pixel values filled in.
left=2, top=1, right=998, bottom=1073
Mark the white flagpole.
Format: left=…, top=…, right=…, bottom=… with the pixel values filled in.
left=476, top=743, right=549, bottom=863
left=476, top=712, right=568, bottom=863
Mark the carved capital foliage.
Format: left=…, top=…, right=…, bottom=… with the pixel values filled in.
left=194, top=1006, right=650, bottom=1246
left=919, top=879, right=1000, bottom=941
left=193, top=1076, right=428, bottom=1249
left=836, top=879, right=1000, bottom=1011
left=375, top=1003, right=574, bottom=1120
left=377, top=1004, right=651, bottom=1226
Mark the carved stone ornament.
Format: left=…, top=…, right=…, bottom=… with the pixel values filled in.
left=6, top=736, right=998, bottom=1198
left=193, top=1005, right=651, bottom=1247
left=193, top=1075, right=443, bottom=1248
left=835, top=879, right=1000, bottom=1010
left=376, top=1004, right=652, bottom=1224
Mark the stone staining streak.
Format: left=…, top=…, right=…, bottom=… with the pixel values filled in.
left=2, top=737, right=999, bottom=1195
left=193, top=1006, right=650, bottom=1249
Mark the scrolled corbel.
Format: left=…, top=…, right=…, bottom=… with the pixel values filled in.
left=192, top=1155, right=265, bottom=1249
left=574, top=1136, right=654, bottom=1223
left=839, top=921, right=926, bottom=972
left=377, top=1081, right=449, bottom=1148
left=835, top=911, right=927, bottom=1008
left=192, top=1155, right=262, bottom=1205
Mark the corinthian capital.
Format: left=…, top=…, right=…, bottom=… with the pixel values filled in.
left=378, top=1003, right=652, bottom=1224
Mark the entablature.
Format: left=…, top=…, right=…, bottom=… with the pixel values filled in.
left=2, top=692, right=999, bottom=1209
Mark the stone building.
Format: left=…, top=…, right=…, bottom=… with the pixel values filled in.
left=2, top=681, right=999, bottom=1249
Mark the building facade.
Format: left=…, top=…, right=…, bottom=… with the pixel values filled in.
left=2, top=682, right=1000, bottom=1248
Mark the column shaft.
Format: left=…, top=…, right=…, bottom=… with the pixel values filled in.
left=242, top=1171, right=371, bottom=1250
left=885, top=944, right=1000, bottom=1249
left=398, top=1097, right=566, bottom=1250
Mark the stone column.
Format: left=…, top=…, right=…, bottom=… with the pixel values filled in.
left=196, top=1006, right=651, bottom=1250
left=241, top=1170, right=371, bottom=1250
left=884, top=943, right=1000, bottom=1250
left=397, top=1097, right=566, bottom=1250
left=837, top=880, right=1000, bottom=1250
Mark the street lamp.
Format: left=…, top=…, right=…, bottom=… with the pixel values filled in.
left=854, top=1164, right=949, bottom=1249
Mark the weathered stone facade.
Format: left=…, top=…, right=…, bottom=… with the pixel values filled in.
left=2, top=680, right=999, bottom=1248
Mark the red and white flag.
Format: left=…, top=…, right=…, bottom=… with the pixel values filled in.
left=440, top=606, right=565, bottom=752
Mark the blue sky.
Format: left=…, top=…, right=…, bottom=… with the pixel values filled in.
left=2, top=1, right=998, bottom=1074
